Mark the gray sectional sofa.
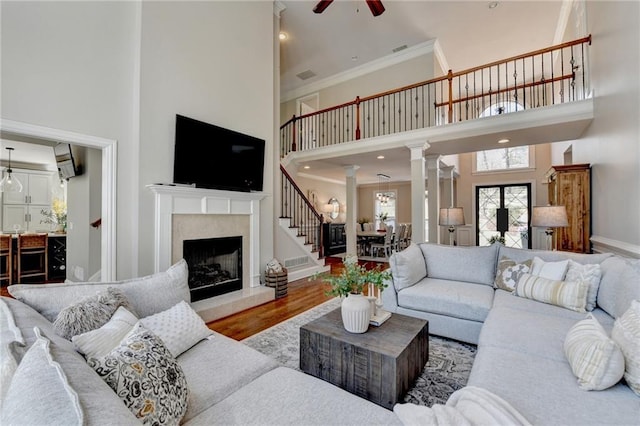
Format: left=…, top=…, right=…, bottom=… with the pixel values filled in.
left=384, top=242, right=640, bottom=425
left=1, top=260, right=401, bottom=425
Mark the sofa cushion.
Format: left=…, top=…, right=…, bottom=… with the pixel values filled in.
left=515, top=273, right=588, bottom=313
left=565, top=260, right=602, bottom=312
left=397, top=278, right=494, bottom=322
left=53, top=286, right=136, bottom=340
left=494, top=256, right=532, bottom=292
left=419, top=243, right=498, bottom=286
left=183, top=366, right=403, bottom=426
left=88, top=323, right=189, bottom=425
left=8, top=259, right=189, bottom=322
left=72, top=306, right=138, bottom=359
left=564, top=314, right=625, bottom=390
left=0, top=298, right=25, bottom=404
left=389, top=243, right=427, bottom=291
left=497, top=246, right=613, bottom=266
left=611, top=299, right=640, bottom=396
left=1, top=327, right=83, bottom=426
left=140, top=300, right=212, bottom=358
left=597, top=256, right=640, bottom=319
left=178, top=332, right=280, bottom=422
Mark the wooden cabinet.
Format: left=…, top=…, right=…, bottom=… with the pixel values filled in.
left=322, top=223, right=346, bottom=256
left=1, top=169, right=53, bottom=233
left=547, top=164, right=591, bottom=253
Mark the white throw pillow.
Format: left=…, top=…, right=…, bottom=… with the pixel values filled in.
left=140, top=300, right=213, bottom=358
left=564, top=314, right=625, bottom=390
left=515, top=273, right=588, bottom=313
left=530, top=257, right=569, bottom=280
left=72, top=306, right=138, bottom=360
left=389, top=243, right=427, bottom=291
left=565, top=260, right=602, bottom=311
left=611, top=299, right=640, bottom=396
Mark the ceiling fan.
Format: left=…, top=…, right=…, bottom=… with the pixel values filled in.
left=313, top=0, right=385, bottom=17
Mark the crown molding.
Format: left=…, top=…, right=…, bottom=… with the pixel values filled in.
left=281, top=38, right=438, bottom=103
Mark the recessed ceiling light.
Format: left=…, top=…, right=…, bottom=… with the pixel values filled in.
left=279, top=32, right=288, bottom=41
left=498, top=138, right=510, bottom=144
left=488, top=2, right=499, bottom=9
left=303, top=165, right=310, bottom=169
left=377, top=155, right=385, bottom=159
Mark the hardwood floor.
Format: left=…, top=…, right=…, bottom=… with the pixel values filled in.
left=207, top=257, right=388, bottom=341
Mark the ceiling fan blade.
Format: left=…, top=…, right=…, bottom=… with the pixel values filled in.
left=366, top=0, right=385, bottom=16
left=313, top=0, right=334, bottom=14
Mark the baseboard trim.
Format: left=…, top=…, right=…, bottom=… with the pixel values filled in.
left=591, top=235, right=640, bottom=259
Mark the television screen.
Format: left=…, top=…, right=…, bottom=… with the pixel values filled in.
left=54, top=143, right=79, bottom=179
left=173, top=114, right=265, bottom=192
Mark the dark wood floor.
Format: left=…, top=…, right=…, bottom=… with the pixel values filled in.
left=207, top=257, right=388, bottom=341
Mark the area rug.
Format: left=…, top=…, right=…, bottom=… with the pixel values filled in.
left=241, top=298, right=477, bottom=407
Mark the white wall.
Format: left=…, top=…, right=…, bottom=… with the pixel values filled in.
left=136, top=1, right=275, bottom=276
left=1, top=1, right=277, bottom=278
left=554, top=1, right=640, bottom=253
left=1, top=1, right=140, bottom=278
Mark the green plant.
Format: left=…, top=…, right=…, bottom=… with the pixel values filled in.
left=40, top=198, right=67, bottom=230
left=311, top=254, right=391, bottom=298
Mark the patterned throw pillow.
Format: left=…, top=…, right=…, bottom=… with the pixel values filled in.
left=611, top=299, right=640, bottom=396
left=494, top=257, right=532, bottom=292
left=53, top=287, right=137, bottom=340
left=564, top=314, right=625, bottom=390
left=140, top=300, right=212, bottom=358
left=515, top=273, right=588, bottom=313
left=565, top=260, right=602, bottom=311
left=88, top=324, right=189, bottom=425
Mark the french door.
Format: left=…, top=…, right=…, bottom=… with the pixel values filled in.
left=476, top=183, right=531, bottom=248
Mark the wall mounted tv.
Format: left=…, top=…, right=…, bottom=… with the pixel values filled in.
left=173, top=114, right=265, bottom=192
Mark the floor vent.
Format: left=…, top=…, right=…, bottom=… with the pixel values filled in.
left=284, top=256, right=309, bottom=268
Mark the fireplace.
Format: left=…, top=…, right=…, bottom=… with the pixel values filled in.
left=183, top=236, right=242, bottom=302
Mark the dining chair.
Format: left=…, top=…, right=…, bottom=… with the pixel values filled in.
left=394, top=223, right=406, bottom=252
left=370, top=224, right=394, bottom=258
left=0, top=234, right=12, bottom=286
left=17, top=233, right=48, bottom=283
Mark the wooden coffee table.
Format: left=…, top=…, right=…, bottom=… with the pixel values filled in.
left=300, top=307, right=429, bottom=410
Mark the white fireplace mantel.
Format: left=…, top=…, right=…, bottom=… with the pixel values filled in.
left=147, top=184, right=268, bottom=287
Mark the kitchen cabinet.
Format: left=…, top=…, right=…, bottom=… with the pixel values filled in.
left=1, top=169, right=53, bottom=232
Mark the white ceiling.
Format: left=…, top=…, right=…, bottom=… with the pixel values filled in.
left=279, top=0, right=569, bottom=184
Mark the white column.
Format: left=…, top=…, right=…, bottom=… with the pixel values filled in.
left=441, top=165, right=454, bottom=244
left=407, top=142, right=427, bottom=244
left=425, top=154, right=442, bottom=244
left=344, top=165, right=360, bottom=256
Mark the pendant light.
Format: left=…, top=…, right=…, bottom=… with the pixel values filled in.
left=0, top=147, right=23, bottom=193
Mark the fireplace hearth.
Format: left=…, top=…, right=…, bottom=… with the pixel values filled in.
left=183, top=236, right=242, bottom=302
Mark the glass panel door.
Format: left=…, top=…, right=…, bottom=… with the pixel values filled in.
left=476, top=184, right=531, bottom=248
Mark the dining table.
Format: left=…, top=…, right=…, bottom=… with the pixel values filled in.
left=356, top=230, right=386, bottom=256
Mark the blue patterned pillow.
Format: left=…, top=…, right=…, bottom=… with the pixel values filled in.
left=88, top=323, right=188, bottom=425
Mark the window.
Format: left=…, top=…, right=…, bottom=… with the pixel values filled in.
left=475, top=146, right=530, bottom=172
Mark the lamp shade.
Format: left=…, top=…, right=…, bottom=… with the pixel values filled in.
left=439, top=207, right=465, bottom=226
left=531, top=206, right=569, bottom=228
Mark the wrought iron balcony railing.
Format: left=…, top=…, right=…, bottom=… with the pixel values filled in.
left=280, top=35, right=591, bottom=157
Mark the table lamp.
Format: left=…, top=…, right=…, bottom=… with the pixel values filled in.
left=531, top=205, right=568, bottom=251
left=439, top=207, right=465, bottom=246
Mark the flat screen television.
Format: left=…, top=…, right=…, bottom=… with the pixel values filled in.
left=173, top=114, right=265, bottom=192
left=54, top=143, right=80, bottom=179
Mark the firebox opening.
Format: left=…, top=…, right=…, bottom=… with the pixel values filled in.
left=183, top=236, right=242, bottom=302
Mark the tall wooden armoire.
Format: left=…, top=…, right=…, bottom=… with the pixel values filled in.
left=546, top=164, right=591, bottom=253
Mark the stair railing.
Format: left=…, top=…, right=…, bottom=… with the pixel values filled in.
left=280, top=35, right=591, bottom=157
left=280, top=165, right=325, bottom=257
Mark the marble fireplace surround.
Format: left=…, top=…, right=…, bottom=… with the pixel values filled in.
left=147, top=184, right=274, bottom=322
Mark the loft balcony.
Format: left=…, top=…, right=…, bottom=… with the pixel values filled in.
left=280, top=36, right=593, bottom=163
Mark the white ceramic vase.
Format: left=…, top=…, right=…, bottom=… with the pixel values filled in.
left=341, top=293, right=371, bottom=333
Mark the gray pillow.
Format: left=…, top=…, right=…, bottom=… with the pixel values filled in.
left=420, top=243, right=499, bottom=286
left=389, top=243, right=427, bottom=291
left=1, top=327, right=83, bottom=425
left=53, top=287, right=136, bottom=340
